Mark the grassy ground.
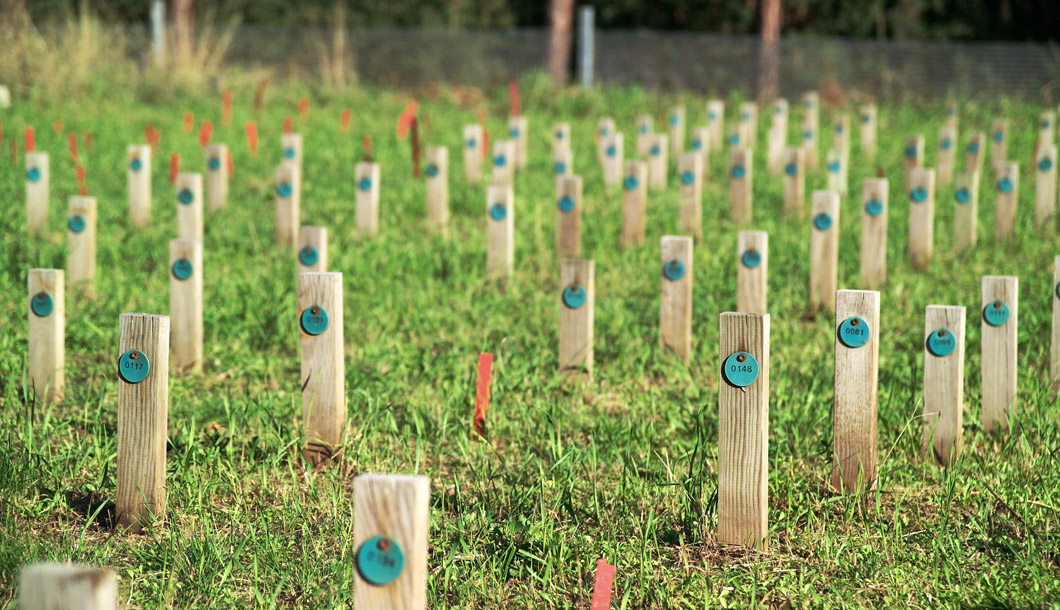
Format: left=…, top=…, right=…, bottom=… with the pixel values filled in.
left=1, top=79, right=1059, bottom=608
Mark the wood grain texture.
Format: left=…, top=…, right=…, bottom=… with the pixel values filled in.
left=859, top=104, right=877, bottom=160
left=990, top=119, right=1008, bottom=171
left=647, top=134, right=669, bottom=191
left=659, top=236, right=693, bottom=363
left=175, top=172, right=203, bottom=243
left=620, top=161, right=647, bottom=249
left=832, top=290, right=880, bottom=492
left=993, top=162, right=1020, bottom=239
left=1035, top=145, right=1057, bottom=229
left=678, top=152, right=703, bottom=239
left=116, top=312, right=170, bottom=532
left=26, top=152, right=49, bottom=235
left=860, top=178, right=888, bottom=289
left=706, top=100, right=725, bottom=151
left=953, top=171, right=980, bottom=253
left=66, top=196, right=97, bottom=298
left=981, top=275, right=1019, bottom=433
left=491, top=139, right=515, bottom=186
left=669, top=105, right=685, bottom=157
left=559, top=258, right=594, bottom=375
left=127, top=145, right=151, bottom=227
left=425, top=146, right=449, bottom=235
left=718, top=312, right=769, bottom=549
left=966, top=131, right=985, bottom=174
left=809, top=191, right=840, bottom=313
left=486, top=184, right=514, bottom=280
left=298, top=226, right=328, bottom=273
left=353, top=474, right=430, bottom=610
left=463, top=124, right=483, bottom=185
left=28, top=269, right=64, bottom=404
left=555, top=174, right=582, bottom=258
left=737, top=231, right=768, bottom=314
left=907, top=168, right=936, bottom=269
left=509, top=116, right=528, bottom=169
left=169, top=239, right=203, bottom=375
left=1053, top=257, right=1060, bottom=395
left=635, top=114, right=653, bottom=157
left=298, top=272, right=345, bottom=464
left=275, top=164, right=301, bottom=249
left=356, top=162, right=381, bottom=237
left=729, top=147, right=753, bottom=224
left=826, top=148, right=847, bottom=195
left=601, top=133, right=624, bottom=188
left=923, top=305, right=965, bottom=466
left=281, top=133, right=303, bottom=174
left=19, top=563, right=117, bottom=610
left=937, top=126, right=957, bottom=186
left=783, top=147, right=805, bottom=215
left=903, top=135, right=924, bottom=186
left=205, top=143, right=229, bottom=211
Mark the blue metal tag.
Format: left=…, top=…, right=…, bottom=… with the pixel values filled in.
left=356, top=536, right=405, bottom=587
left=722, top=351, right=759, bottom=387
left=562, top=284, right=586, bottom=309
left=731, top=164, right=746, bottom=179
left=837, top=317, right=870, bottom=348
left=301, top=305, right=329, bottom=335
left=784, top=162, right=798, bottom=176
left=813, top=212, right=832, bottom=231
left=680, top=170, right=694, bottom=185
left=489, top=203, right=507, bottom=221
left=997, top=177, right=1013, bottom=194
left=425, top=164, right=439, bottom=178
left=606, top=145, right=616, bottom=158
left=208, top=157, right=221, bottom=171
left=27, top=167, right=41, bottom=182
left=493, top=155, right=507, bottom=168
left=284, top=147, right=296, bottom=159
left=118, top=350, right=150, bottom=384
left=992, top=131, right=1004, bottom=143
left=904, top=145, right=917, bottom=159
left=1040, top=157, right=1055, bottom=172
left=741, top=249, right=761, bottom=268
left=30, top=291, right=53, bottom=317
left=910, top=186, right=928, bottom=203
left=130, top=158, right=143, bottom=172
left=691, top=139, right=702, bottom=150
left=650, top=144, right=661, bottom=156
left=982, top=301, right=1010, bottom=327
left=68, top=214, right=86, bottom=234
left=662, top=259, right=685, bottom=281
left=277, top=182, right=293, bottom=198
left=941, top=138, right=952, bottom=151
left=299, top=245, right=319, bottom=266
left=466, top=138, right=477, bottom=148
left=926, top=329, right=956, bottom=357
left=553, top=162, right=566, bottom=175
left=178, top=188, right=194, bottom=205
left=557, top=195, right=575, bottom=213
left=358, top=176, right=372, bottom=191
left=827, top=160, right=840, bottom=173
left=955, top=187, right=971, bottom=204
left=172, top=258, right=193, bottom=280
left=968, top=141, right=980, bottom=154
left=623, top=175, right=639, bottom=190
left=865, top=199, right=883, bottom=217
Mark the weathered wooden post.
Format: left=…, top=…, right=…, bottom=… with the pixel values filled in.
left=923, top=305, right=965, bottom=466
left=706, top=100, right=725, bottom=152
left=298, top=226, right=327, bottom=272
left=981, top=276, right=1018, bottom=433
left=859, top=104, right=877, bottom=160
left=28, top=269, right=64, bottom=404
left=678, top=152, right=702, bottom=239
left=771, top=98, right=788, bottom=142
left=621, top=161, right=647, bottom=248
left=832, top=289, right=880, bottom=493
left=66, top=196, right=97, bottom=298
left=601, top=133, right=623, bottom=188
left=668, top=106, right=685, bottom=158
left=26, top=151, right=49, bottom=235
left=738, top=102, right=757, bottom=149
left=486, top=184, right=514, bottom=280
left=282, top=133, right=304, bottom=174
left=275, top=164, right=301, bottom=250
left=169, top=239, right=203, bottom=374
left=1040, top=110, right=1055, bottom=147
left=19, top=564, right=117, bottom=610
left=766, top=126, right=785, bottom=176
left=352, top=474, right=430, bottom=610
left=903, top=135, right=924, bottom=187
left=596, top=117, right=617, bottom=166
left=635, top=114, right=654, bottom=158
left=556, top=174, right=582, bottom=258
left=491, top=139, right=515, bottom=186
left=729, top=147, right=753, bottom=224
left=559, top=258, right=594, bottom=377
left=809, top=190, right=840, bottom=313
left=552, top=147, right=573, bottom=183
left=737, top=231, right=767, bottom=313
left=127, top=145, right=151, bottom=227
left=299, top=272, right=345, bottom=464
left=801, top=118, right=818, bottom=171
left=356, top=162, right=381, bottom=237
left=175, top=172, right=203, bottom=243
left=907, top=168, right=936, bottom=269
left=718, top=311, right=769, bottom=549
left=659, top=236, right=693, bottom=363
left=116, top=312, right=169, bottom=532
left=647, top=134, right=668, bottom=191
left=690, top=127, right=711, bottom=161
left=425, top=146, right=449, bottom=235
left=553, top=122, right=571, bottom=156
left=990, top=119, right=1008, bottom=171
left=993, top=162, right=1019, bottom=239
left=966, top=131, right=985, bottom=175
left=463, top=124, right=483, bottom=185
left=508, top=116, right=528, bottom=170
left=953, top=171, right=980, bottom=253
left=783, top=147, right=805, bottom=215
left=801, top=92, right=819, bottom=169
left=937, top=126, right=957, bottom=186
left=860, top=178, right=888, bottom=289
left=825, top=148, right=847, bottom=195
left=205, top=143, right=228, bottom=211
left=832, top=114, right=850, bottom=154
left=1037, top=145, right=1057, bottom=229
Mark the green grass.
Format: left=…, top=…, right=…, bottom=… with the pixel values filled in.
left=2, top=78, right=1060, bottom=608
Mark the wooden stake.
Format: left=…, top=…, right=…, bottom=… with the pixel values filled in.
left=275, top=163, right=301, bottom=250
left=169, top=239, right=203, bottom=374
left=707, top=100, right=725, bottom=152
left=825, top=148, right=847, bottom=195
left=486, top=184, right=514, bottom=280
left=596, top=117, right=617, bottom=166
left=737, top=231, right=768, bottom=314
left=559, top=258, right=594, bottom=376
left=299, top=272, right=345, bottom=463
left=729, top=147, right=753, bottom=224
left=801, top=118, right=818, bottom=170
left=601, top=133, right=624, bottom=188
left=647, top=134, right=668, bottom=191
left=923, top=305, right=965, bottom=466
left=953, top=170, right=980, bottom=253
left=353, top=474, right=430, bottom=610
left=860, top=178, right=889, bottom=289
left=766, top=126, right=784, bottom=176
left=19, top=564, right=117, bottom=610
left=770, top=98, right=789, bottom=142
left=1040, top=111, right=1056, bottom=147
left=205, top=143, right=228, bottom=212
left=356, top=162, right=381, bottom=237
left=620, top=161, right=647, bottom=249
left=26, top=152, right=49, bottom=235
left=668, top=106, right=685, bottom=158
left=802, top=92, right=820, bottom=169
left=552, top=147, right=573, bottom=184
left=690, top=127, right=711, bottom=160
left=508, top=116, right=528, bottom=170
left=553, top=122, right=571, bottom=156
left=809, top=190, right=840, bottom=313
left=175, top=172, right=203, bottom=243
left=127, top=145, right=151, bottom=227
left=832, top=289, right=880, bottom=493
left=678, top=152, right=703, bottom=239
left=463, top=124, right=483, bottom=185
left=27, top=269, right=64, bottom=404
left=282, top=132, right=303, bottom=173
left=966, top=131, right=985, bottom=175
left=718, top=311, right=769, bottom=549
left=783, top=147, right=805, bottom=215
left=859, top=104, right=877, bottom=160
left=297, top=226, right=328, bottom=272
left=903, top=135, right=924, bottom=187
left=556, top=174, right=582, bottom=258
left=491, top=139, right=515, bottom=186
left=659, top=236, right=693, bottom=363
left=993, top=161, right=1019, bottom=239
left=635, top=114, right=654, bottom=157
left=425, top=146, right=449, bottom=235
left=66, top=196, right=97, bottom=298
left=907, top=168, right=936, bottom=269
left=981, top=275, right=1018, bottom=433
left=116, top=312, right=169, bottom=532
left=832, top=114, right=850, bottom=153
left=990, top=119, right=1008, bottom=171
left=937, top=126, right=957, bottom=186
left=738, top=102, right=757, bottom=149
left=1035, top=144, right=1057, bottom=229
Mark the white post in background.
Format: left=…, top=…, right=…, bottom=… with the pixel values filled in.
left=578, top=6, right=594, bottom=88
left=151, top=0, right=166, bottom=65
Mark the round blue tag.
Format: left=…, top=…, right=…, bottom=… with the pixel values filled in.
left=638, top=125, right=648, bottom=134
left=118, top=350, right=150, bottom=384
left=130, top=158, right=143, bottom=172
left=606, top=145, right=616, bottom=158
left=680, top=170, right=694, bottom=185
left=358, top=176, right=372, bottom=191
left=68, top=214, right=86, bottom=234
left=553, top=162, right=566, bottom=175
left=493, top=155, right=507, bottom=168
left=30, top=291, right=53, bottom=317
left=27, top=167, right=41, bottom=182
left=425, top=164, right=439, bottom=178
left=804, top=99, right=814, bottom=109
left=623, top=175, right=639, bottom=190
left=466, top=138, right=476, bottom=148
left=562, top=284, right=586, bottom=309
left=865, top=198, right=883, bottom=216
left=784, top=162, right=798, bottom=176
left=982, top=301, right=1010, bottom=327
left=284, top=147, right=296, bottom=159
left=948, top=107, right=956, bottom=117
left=1055, top=282, right=1060, bottom=300
left=300, top=305, right=329, bottom=336
left=731, top=164, right=746, bottom=179
left=741, top=112, right=750, bottom=121
left=208, top=157, right=221, bottom=171
left=827, top=160, right=840, bottom=173
left=1043, top=119, right=1051, bottom=129
left=557, top=195, right=575, bottom=213
left=509, top=127, right=520, bottom=138
left=993, top=131, right=1004, bottom=143
left=277, top=181, right=293, bottom=198
left=299, top=245, right=319, bottom=266
left=861, top=114, right=870, bottom=124
left=910, top=186, right=928, bottom=203
left=803, top=130, right=813, bottom=140
left=556, top=130, right=565, bottom=140
left=722, top=351, right=759, bottom=387
left=1040, top=157, right=1054, bottom=172
left=835, top=124, right=844, bottom=134
left=741, top=249, right=761, bottom=268
left=904, top=145, right=917, bottom=159
left=729, top=134, right=740, bottom=145
left=599, top=127, right=609, bottom=136
left=650, top=144, right=661, bottom=156
left=178, top=188, right=194, bottom=205
left=968, top=141, right=980, bottom=154
left=941, top=138, right=952, bottom=151
left=997, top=177, right=1013, bottom=194
left=489, top=203, right=507, bottom=221
left=955, top=187, right=971, bottom=204
left=662, top=259, right=685, bottom=281
left=926, top=329, right=956, bottom=357
left=813, top=212, right=832, bottom=231
left=708, top=111, right=718, bottom=120
left=356, top=536, right=405, bottom=587
left=669, top=115, right=678, bottom=126
left=837, top=317, right=870, bottom=348
left=691, top=139, right=702, bottom=150
left=171, top=257, right=193, bottom=280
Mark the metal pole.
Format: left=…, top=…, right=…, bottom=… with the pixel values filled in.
left=151, top=0, right=165, bottom=65
left=578, top=6, right=594, bottom=88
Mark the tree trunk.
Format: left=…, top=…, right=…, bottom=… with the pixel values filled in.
left=173, top=0, right=194, bottom=68
left=547, top=0, right=574, bottom=86
left=757, top=0, right=781, bottom=104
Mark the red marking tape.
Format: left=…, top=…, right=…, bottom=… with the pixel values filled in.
left=83, top=132, right=92, bottom=151
left=0, top=119, right=4, bottom=144
left=183, top=112, right=194, bottom=134
left=340, top=109, right=352, bottom=133
left=298, top=97, right=309, bottom=121
left=283, top=116, right=293, bottom=134
left=396, top=99, right=418, bottom=139
left=146, top=125, right=159, bottom=151
left=410, top=116, right=420, bottom=177
left=254, top=80, right=268, bottom=114
left=226, top=148, right=234, bottom=178
left=53, top=120, right=63, bottom=134
left=477, top=108, right=489, bottom=158
left=199, top=120, right=213, bottom=147
left=169, top=153, right=179, bottom=184
left=67, top=133, right=78, bottom=162
left=75, top=164, right=87, bottom=196
left=245, top=121, right=259, bottom=156
left=590, top=559, right=615, bottom=610
left=362, top=135, right=372, bottom=163
left=473, top=353, right=494, bottom=438
left=24, top=127, right=35, bottom=152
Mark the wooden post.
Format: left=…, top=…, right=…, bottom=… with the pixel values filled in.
left=275, top=164, right=301, bottom=250
left=601, top=133, right=624, bottom=188
left=832, top=114, right=850, bottom=154
left=298, top=226, right=328, bottom=272
left=356, top=162, right=381, bottom=237
left=738, top=102, right=757, bottom=149
left=825, top=148, right=847, bottom=195
left=937, top=126, right=957, bottom=186
left=553, top=121, right=571, bottom=156
left=802, top=92, right=820, bottom=169
left=352, top=474, right=430, bottom=610
left=718, top=312, right=769, bottom=549
left=559, top=258, right=594, bottom=376
left=299, top=272, right=345, bottom=464
left=783, top=147, right=805, bottom=215
left=659, top=236, right=693, bottom=363
left=425, top=146, right=449, bottom=235
left=620, top=161, right=647, bottom=248
left=552, top=147, right=573, bottom=183
left=205, top=143, right=228, bottom=211
left=282, top=133, right=303, bottom=174
left=66, top=196, right=97, bottom=298
left=981, top=276, right=1018, bottom=433
left=19, top=564, right=117, bottom=610
left=491, top=139, right=515, bottom=186
left=26, top=152, right=50, bottom=235
left=596, top=117, right=617, bottom=166
left=993, top=162, right=1019, bottom=239
left=175, top=172, right=203, bottom=243
left=907, top=168, right=936, bottom=269
left=647, top=134, right=668, bottom=191
left=690, top=127, right=711, bottom=160
left=668, top=106, right=685, bottom=158
left=801, top=119, right=818, bottom=170
left=832, top=289, right=880, bottom=493
left=706, top=100, right=725, bottom=152
left=635, top=114, right=654, bottom=157
left=903, top=135, right=924, bottom=187
left=770, top=98, right=788, bottom=141
left=116, top=312, right=170, bottom=532
left=923, top=305, right=965, bottom=466
left=966, top=131, right=985, bottom=175
left=809, top=190, right=840, bottom=313
left=1052, top=257, right=1060, bottom=395
left=737, top=231, right=767, bottom=313
left=1036, top=145, right=1057, bottom=229
left=729, top=147, right=753, bottom=224
left=953, top=170, right=980, bottom=253
left=127, top=145, right=151, bottom=227
left=678, top=152, right=702, bottom=239
left=859, top=104, right=877, bottom=160
left=944, top=103, right=959, bottom=131
left=1040, top=111, right=1056, bottom=147
left=556, top=174, right=582, bottom=258
left=27, top=269, right=64, bottom=404
left=990, top=119, right=1008, bottom=171
left=486, top=184, right=514, bottom=280
left=860, top=178, right=888, bottom=289
left=463, top=124, right=483, bottom=185
left=508, top=116, right=528, bottom=170
left=169, top=238, right=203, bottom=374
